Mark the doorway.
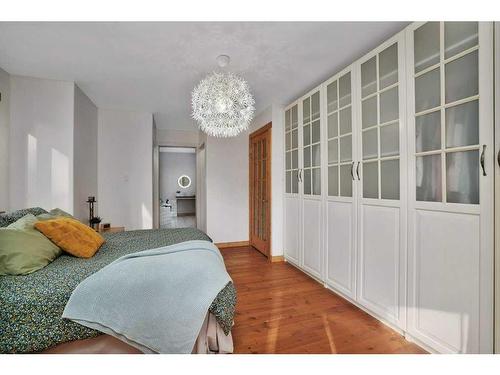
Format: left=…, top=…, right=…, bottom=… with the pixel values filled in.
left=158, top=146, right=197, bottom=228
left=249, top=123, right=272, bottom=258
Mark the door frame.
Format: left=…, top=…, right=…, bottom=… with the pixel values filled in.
left=154, top=145, right=200, bottom=229
left=249, top=122, right=272, bottom=259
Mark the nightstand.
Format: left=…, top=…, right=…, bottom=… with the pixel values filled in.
left=98, top=226, right=125, bottom=233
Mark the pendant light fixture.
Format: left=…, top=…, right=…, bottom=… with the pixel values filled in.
left=191, top=55, right=255, bottom=138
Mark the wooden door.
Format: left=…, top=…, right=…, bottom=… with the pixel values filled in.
left=249, top=123, right=271, bottom=257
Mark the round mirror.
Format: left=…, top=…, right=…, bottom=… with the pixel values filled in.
left=178, top=175, right=191, bottom=189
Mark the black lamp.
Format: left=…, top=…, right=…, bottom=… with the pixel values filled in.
left=86, top=196, right=101, bottom=230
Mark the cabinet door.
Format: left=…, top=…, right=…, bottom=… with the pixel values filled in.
left=356, top=32, right=407, bottom=329
left=284, top=104, right=301, bottom=265
left=406, top=22, right=494, bottom=353
left=325, top=69, right=357, bottom=298
left=284, top=196, right=301, bottom=265
left=301, top=91, right=323, bottom=279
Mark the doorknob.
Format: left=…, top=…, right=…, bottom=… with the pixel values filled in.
left=480, top=145, right=486, bottom=176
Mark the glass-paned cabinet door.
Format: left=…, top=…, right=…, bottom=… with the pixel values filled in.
left=327, top=71, right=353, bottom=197
left=360, top=42, right=401, bottom=200
left=413, top=22, right=480, bottom=204
left=302, top=91, right=321, bottom=196
left=285, top=104, right=299, bottom=194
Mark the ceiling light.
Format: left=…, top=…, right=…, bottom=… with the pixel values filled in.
left=191, top=55, right=255, bottom=138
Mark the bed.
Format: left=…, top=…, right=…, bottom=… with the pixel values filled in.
left=0, top=228, right=236, bottom=354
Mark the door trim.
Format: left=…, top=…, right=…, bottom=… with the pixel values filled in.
left=250, top=122, right=272, bottom=139
left=249, top=122, right=272, bottom=259
left=155, top=145, right=199, bottom=229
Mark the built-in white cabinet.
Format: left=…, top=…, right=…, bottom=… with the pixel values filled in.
left=284, top=104, right=300, bottom=266
left=405, top=22, right=494, bottom=354
left=301, top=90, right=323, bottom=279
left=355, top=33, right=408, bottom=331
left=283, top=22, right=495, bottom=353
left=324, top=67, right=357, bottom=300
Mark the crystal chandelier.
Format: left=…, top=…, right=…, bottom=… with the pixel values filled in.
left=191, top=55, right=255, bottom=138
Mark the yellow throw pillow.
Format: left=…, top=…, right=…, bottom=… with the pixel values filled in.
left=35, top=218, right=105, bottom=258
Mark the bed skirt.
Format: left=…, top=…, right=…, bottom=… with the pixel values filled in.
left=42, top=313, right=233, bottom=354
left=193, top=312, right=234, bottom=354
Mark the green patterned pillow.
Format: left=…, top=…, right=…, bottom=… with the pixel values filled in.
left=0, top=214, right=61, bottom=275
left=0, top=207, right=49, bottom=227
left=49, top=208, right=74, bottom=218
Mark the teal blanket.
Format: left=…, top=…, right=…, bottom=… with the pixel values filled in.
left=63, top=240, right=231, bottom=353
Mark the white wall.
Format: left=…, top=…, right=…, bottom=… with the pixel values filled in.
left=206, top=133, right=248, bottom=243
left=156, top=128, right=199, bottom=147
left=203, top=104, right=284, bottom=248
left=159, top=151, right=196, bottom=201
left=98, top=109, right=153, bottom=230
left=9, top=75, right=74, bottom=213
left=248, top=104, right=285, bottom=256
left=73, top=85, right=98, bottom=222
left=0, top=68, right=10, bottom=211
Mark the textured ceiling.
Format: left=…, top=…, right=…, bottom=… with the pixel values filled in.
left=0, top=22, right=408, bottom=130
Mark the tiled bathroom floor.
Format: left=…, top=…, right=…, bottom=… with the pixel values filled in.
left=160, top=205, right=196, bottom=229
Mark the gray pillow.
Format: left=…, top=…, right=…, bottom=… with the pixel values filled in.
left=0, top=207, right=49, bottom=227
left=49, top=208, right=74, bottom=218
left=37, top=208, right=76, bottom=222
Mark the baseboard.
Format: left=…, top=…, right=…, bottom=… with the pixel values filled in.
left=215, top=241, right=250, bottom=249
left=271, top=255, right=284, bottom=263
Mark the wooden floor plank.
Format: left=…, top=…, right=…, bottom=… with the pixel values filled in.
left=221, top=246, right=426, bottom=354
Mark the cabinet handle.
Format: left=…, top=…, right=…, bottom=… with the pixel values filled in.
left=356, top=161, right=361, bottom=180
left=497, top=148, right=500, bottom=168
left=480, top=145, right=486, bottom=176
left=298, top=169, right=302, bottom=182
left=350, top=162, right=355, bottom=180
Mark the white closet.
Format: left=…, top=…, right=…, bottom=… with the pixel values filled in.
left=301, top=89, right=323, bottom=279
left=284, top=104, right=300, bottom=266
left=283, top=22, right=494, bottom=354
left=324, top=66, right=357, bottom=300
left=405, top=22, right=494, bottom=354
left=355, top=32, right=408, bottom=331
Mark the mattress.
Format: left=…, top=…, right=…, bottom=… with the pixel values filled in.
left=0, top=228, right=236, bottom=353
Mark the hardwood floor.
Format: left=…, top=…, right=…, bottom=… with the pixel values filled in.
left=221, top=246, right=426, bottom=354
